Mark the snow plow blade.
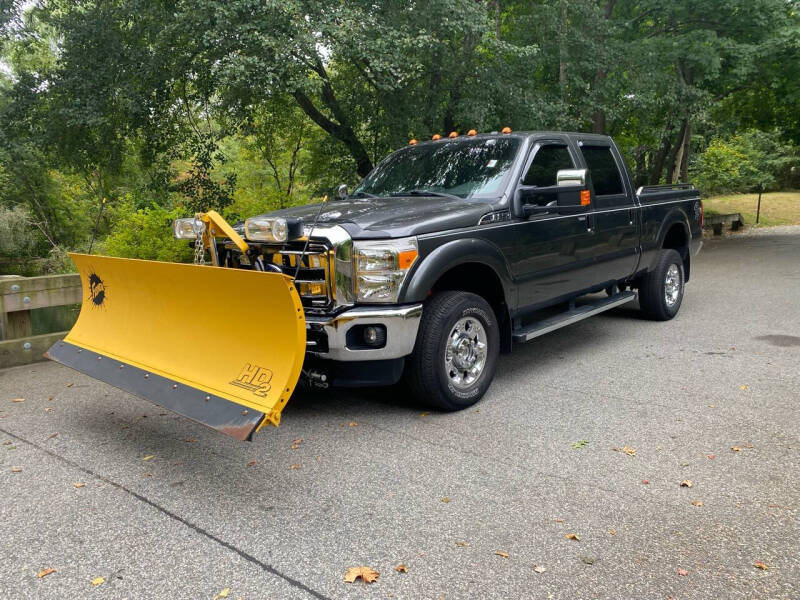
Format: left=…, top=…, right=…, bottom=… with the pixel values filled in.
left=46, top=253, right=306, bottom=440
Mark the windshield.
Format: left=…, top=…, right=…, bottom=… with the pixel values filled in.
left=353, top=137, right=522, bottom=199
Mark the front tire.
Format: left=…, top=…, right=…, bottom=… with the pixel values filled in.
left=638, top=248, right=685, bottom=320
left=405, top=291, right=499, bottom=411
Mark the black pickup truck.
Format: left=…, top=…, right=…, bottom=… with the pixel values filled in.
left=215, top=131, right=703, bottom=410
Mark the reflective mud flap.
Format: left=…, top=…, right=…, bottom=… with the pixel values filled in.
left=46, top=254, right=307, bottom=441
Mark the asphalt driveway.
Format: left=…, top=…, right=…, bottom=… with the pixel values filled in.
left=2, top=229, right=798, bottom=599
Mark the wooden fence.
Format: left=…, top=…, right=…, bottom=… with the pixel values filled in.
left=0, top=274, right=82, bottom=369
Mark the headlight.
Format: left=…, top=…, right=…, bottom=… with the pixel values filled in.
left=244, top=217, right=303, bottom=243
left=173, top=217, right=205, bottom=239
left=353, top=237, right=418, bottom=302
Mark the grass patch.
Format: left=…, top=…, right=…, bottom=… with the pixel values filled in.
left=704, top=191, right=800, bottom=227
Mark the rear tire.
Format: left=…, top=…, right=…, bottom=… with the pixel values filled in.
left=638, top=248, right=685, bottom=320
left=405, top=291, right=499, bottom=411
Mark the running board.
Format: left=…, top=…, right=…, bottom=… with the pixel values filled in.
left=512, top=291, right=637, bottom=343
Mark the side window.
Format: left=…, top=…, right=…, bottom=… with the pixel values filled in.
left=522, top=144, right=574, bottom=187
left=581, top=145, right=624, bottom=196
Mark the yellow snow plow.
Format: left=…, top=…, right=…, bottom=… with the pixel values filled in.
left=46, top=212, right=307, bottom=440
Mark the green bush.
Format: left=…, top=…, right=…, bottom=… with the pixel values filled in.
left=103, top=202, right=193, bottom=263
left=691, top=130, right=796, bottom=195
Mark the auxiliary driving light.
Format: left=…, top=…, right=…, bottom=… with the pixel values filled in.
left=244, top=217, right=304, bottom=243
left=172, top=217, right=205, bottom=239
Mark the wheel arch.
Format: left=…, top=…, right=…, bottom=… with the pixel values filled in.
left=654, top=213, right=692, bottom=282
left=400, top=239, right=515, bottom=353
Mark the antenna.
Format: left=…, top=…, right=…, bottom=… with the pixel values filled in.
left=294, top=194, right=328, bottom=280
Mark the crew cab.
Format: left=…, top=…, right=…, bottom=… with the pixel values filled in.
left=206, top=131, right=703, bottom=411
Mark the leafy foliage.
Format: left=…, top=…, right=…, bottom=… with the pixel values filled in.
left=0, top=0, right=798, bottom=274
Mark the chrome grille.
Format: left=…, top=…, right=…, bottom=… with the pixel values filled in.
left=263, top=242, right=334, bottom=312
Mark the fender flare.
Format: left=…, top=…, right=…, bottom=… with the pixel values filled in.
left=649, top=210, right=691, bottom=271
left=399, top=238, right=516, bottom=307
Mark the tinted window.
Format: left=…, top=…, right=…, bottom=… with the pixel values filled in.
left=522, top=144, right=574, bottom=187
left=581, top=145, right=623, bottom=196
left=354, top=137, right=522, bottom=199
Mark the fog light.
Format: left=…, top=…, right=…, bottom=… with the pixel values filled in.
left=364, top=326, right=379, bottom=345
left=362, top=325, right=387, bottom=348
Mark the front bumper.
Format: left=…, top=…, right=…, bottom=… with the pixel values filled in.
left=306, top=304, right=423, bottom=361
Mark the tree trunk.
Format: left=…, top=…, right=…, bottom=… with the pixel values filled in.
left=648, top=133, right=673, bottom=185
left=679, top=122, right=691, bottom=183
left=665, top=118, right=688, bottom=184
left=558, top=0, right=567, bottom=101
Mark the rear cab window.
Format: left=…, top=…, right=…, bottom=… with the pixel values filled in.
left=579, top=144, right=630, bottom=207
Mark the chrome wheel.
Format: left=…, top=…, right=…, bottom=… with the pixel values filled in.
left=444, top=316, right=487, bottom=389
left=664, top=263, right=681, bottom=307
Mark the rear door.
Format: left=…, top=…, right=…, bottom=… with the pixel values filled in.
left=575, top=141, right=639, bottom=284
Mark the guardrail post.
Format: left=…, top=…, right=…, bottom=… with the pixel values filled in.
left=0, top=274, right=82, bottom=368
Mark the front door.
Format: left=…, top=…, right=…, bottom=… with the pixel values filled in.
left=501, top=139, right=599, bottom=309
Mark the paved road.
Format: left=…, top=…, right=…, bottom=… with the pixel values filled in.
left=2, top=231, right=799, bottom=600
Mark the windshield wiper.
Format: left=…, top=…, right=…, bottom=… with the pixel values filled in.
left=390, top=189, right=461, bottom=201
left=348, top=191, right=378, bottom=199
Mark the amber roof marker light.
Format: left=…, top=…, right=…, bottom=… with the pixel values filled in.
left=467, top=129, right=477, bottom=136
left=501, top=127, right=512, bottom=134
left=432, top=134, right=441, bottom=140
left=409, top=138, right=418, bottom=145
left=448, top=131, right=458, bottom=138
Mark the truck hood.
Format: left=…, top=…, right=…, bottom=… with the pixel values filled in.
left=257, top=195, right=496, bottom=239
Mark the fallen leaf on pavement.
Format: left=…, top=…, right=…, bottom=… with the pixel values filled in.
left=291, top=437, right=302, bottom=449
left=2, top=441, right=10, bottom=445
left=580, top=556, right=595, bottom=565
left=608, top=529, right=617, bottom=535
left=44, top=407, right=54, bottom=413
left=74, top=482, right=85, bottom=488
left=532, top=564, right=546, bottom=573
left=48, top=433, right=58, bottom=439
left=395, top=564, right=408, bottom=573
left=247, top=460, right=256, bottom=467
left=455, top=541, right=469, bottom=547
left=348, top=421, right=358, bottom=427
left=11, top=467, right=22, bottom=473
left=290, top=464, right=301, bottom=470
left=142, top=455, right=154, bottom=461
left=184, top=439, right=196, bottom=443
left=495, top=551, right=509, bottom=558
left=213, top=588, right=230, bottom=599
left=344, top=566, right=379, bottom=583
left=572, top=440, right=588, bottom=449
left=613, top=445, right=636, bottom=456
left=680, top=480, right=693, bottom=488
left=731, top=446, right=742, bottom=452
left=753, top=561, right=768, bottom=570
left=420, top=412, right=430, bottom=417
left=37, top=568, right=56, bottom=578
left=707, top=454, right=714, bottom=460
left=66, top=383, right=73, bottom=387
left=91, top=576, right=105, bottom=586
left=642, top=480, right=650, bottom=485
left=566, top=533, right=580, bottom=541
left=740, top=385, right=748, bottom=391
left=12, top=398, right=24, bottom=403
left=677, top=568, right=689, bottom=576
left=441, top=497, right=451, bottom=503
left=691, top=499, right=703, bottom=507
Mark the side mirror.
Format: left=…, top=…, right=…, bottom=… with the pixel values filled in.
left=556, top=168, right=587, bottom=187
left=336, top=184, right=348, bottom=200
